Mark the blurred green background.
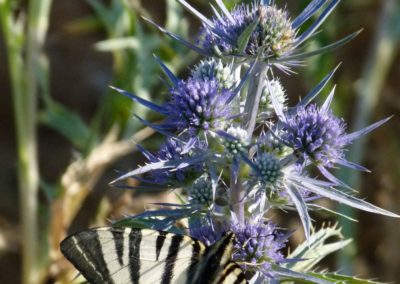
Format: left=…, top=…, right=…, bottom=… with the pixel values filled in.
left=0, top=0, right=399, bottom=283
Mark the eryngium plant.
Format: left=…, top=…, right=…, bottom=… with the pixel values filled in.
left=96, top=0, right=400, bottom=283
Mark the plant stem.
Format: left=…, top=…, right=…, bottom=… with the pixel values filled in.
left=25, top=2, right=52, bottom=282
left=242, top=62, right=267, bottom=136
left=230, top=61, right=266, bottom=223
left=1, top=0, right=51, bottom=282
left=230, top=167, right=245, bottom=223
left=336, top=0, right=400, bottom=275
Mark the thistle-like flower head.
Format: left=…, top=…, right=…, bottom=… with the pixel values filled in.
left=199, top=2, right=296, bottom=59
left=252, top=152, right=284, bottom=194
left=258, top=132, right=292, bottom=157
left=166, top=77, right=235, bottom=134
left=189, top=217, right=286, bottom=278
left=191, top=59, right=237, bottom=90
left=259, top=79, right=287, bottom=119
left=145, top=0, right=358, bottom=71
left=231, top=220, right=286, bottom=277
left=188, top=175, right=213, bottom=206
left=190, top=223, right=225, bottom=247
left=223, top=126, right=250, bottom=157
left=282, top=103, right=347, bottom=167
left=268, top=76, right=391, bottom=187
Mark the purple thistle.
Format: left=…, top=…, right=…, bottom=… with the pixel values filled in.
left=231, top=220, right=286, bottom=277
left=199, top=3, right=296, bottom=59
left=281, top=103, right=347, bottom=168
left=144, top=0, right=361, bottom=71
left=165, top=77, right=235, bottom=134
left=190, top=218, right=286, bottom=278
left=270, top=82, right=392, bottom=187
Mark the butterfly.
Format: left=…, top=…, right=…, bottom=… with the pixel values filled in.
left=60, top=227, right=248, bottom=284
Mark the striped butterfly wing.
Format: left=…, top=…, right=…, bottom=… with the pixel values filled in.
left=190, top=232, right=247, bottom=284
left=60, top=227, right=247, bottom=284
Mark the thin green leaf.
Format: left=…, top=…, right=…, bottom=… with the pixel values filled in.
left=237, top=19, right=258, bottom=53
left=94, top=37, right=141, bottom=51
left=273, top=30, right=362, bottom=63
left=39, top=103, right=90, bottom=150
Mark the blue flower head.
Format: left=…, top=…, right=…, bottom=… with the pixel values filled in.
left=166, top=77, right=235, bottom=135
left=231, top=220, right=286, bottom=277
left=190, top=222, right=225, bottom=247
left=269, top=77, right=392, bottom=187
left=282, top=103, right=347, bottom=168
left=144, top=0, right=359, bottom=69
left=189, top=217, right=286, bottom=279
left=199, top=2, right=296, bottom=59
left=252, top=152, right=284, bottom=195
left=188, top=174, right=213, bottom=206
left=111, top=57, right=244, bottom=138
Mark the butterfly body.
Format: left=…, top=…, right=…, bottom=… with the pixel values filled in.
left=60, top=227, right=247, bottom=284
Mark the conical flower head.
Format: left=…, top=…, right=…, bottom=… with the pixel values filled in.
left=166, top=77, right=234, bottom=134
left=188, top=175, right=213, bottom=206
left=199, top=2, right=296, bottom=59
left=259, top=79, right=287, bottom=119
left=253, top=152, right=284, bottom=193
left=231, top=221, right=286, bottom=276
left=191, top=59, right=237, bottom=90
left=223, top=126, right=250, bottom=156
left=282, top=104, right=347, bottom=167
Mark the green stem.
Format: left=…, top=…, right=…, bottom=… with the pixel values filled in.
left=0, top=0, right=51, bottom=283
left=336, top=0, right=400, bottom=275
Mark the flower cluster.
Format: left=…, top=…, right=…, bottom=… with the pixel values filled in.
left=189, top=217, right=287, bottom=277
left=166, top=77, right=234, bottom=134
left=191, top=59, right=237, bottom=90
left=199, top=3, right=296, bottom=59
left=282, top=104, right=347, bottom=167
left=108, top=1, right=398, bottom=283
left=188, top=174, right=213, bottom=206
left=231, top=221, right=286, bottom=276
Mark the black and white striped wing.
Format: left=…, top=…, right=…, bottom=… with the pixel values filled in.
left=60, top=227, right=207, bottom=284
left=61, top=227, right=248, bottom=284
left=190, top=232, right=247, bottom=284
